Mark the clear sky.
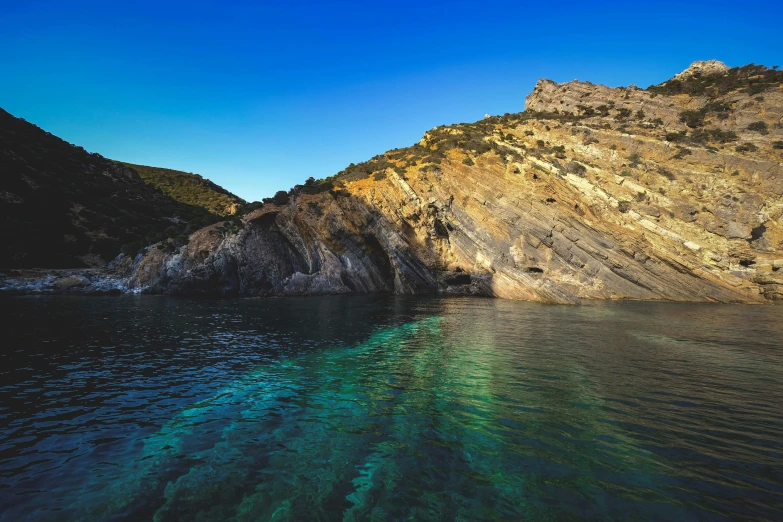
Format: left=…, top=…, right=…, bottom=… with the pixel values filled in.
left=2, top=0, right=781, bottom=202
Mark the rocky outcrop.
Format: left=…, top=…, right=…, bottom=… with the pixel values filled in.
left=3, top=62, right=782, bottom=303
left=672, top=60, right=730, bottom=81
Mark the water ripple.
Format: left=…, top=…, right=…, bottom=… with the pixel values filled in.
left=0, top=296, right=782, bottom=520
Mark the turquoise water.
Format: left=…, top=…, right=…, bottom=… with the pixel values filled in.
left=1, top=296, right=782, bottom=520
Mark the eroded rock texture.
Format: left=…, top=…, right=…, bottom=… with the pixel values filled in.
left=67, top=63, right=783, bottom=302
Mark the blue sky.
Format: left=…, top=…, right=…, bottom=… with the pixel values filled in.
left=2, top=0, right=781, bottom=202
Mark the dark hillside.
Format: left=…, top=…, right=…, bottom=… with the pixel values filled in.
left=0, top=108, right=219, bottom=268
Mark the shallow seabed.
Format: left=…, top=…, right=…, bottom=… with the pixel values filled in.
left=1, top=295, right=782, bottom=521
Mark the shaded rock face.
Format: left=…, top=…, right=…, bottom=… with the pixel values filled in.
left=35, top=62, right=783, bottom=303
left=127, top=196, right=441, bottom=297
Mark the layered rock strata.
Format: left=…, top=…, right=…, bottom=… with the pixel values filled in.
left=4, top=62, right=782, bottom=303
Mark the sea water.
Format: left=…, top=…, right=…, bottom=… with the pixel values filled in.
left=1, top=296, right=782, bottom=520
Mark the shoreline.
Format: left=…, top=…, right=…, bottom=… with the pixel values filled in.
left=1, top=268, right=776, bottom=304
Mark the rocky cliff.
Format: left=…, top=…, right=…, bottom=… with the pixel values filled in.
left=4, top=62, right=783, bottom=303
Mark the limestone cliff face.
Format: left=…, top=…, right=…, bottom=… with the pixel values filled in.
left=116, top=63, right=783, bottom=303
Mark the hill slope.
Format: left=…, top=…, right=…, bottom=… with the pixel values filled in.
left=0, top=109, right=223, bottom=268
left=121, top=61, right=783, bottom=303
left=122, top=162, right=245, bottom=217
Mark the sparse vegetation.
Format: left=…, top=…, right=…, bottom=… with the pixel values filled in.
left=689, top=128, right=738, bottom=144
left=125, top=163, right=246, bottom=216
left=647, top=64, right=783, bottom=97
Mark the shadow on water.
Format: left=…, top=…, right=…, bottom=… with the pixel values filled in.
left=1, top=296, right=782, bottom=520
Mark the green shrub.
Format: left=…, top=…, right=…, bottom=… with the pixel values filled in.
left=679, top=109, right=706, bottom=128
left=271, top=191, right=290, bottom=205
left=747, top=121, right=768, bottom=134
left=672, top=147, right=692, bottom=159
left=690, top=128, right=738, bottom=144
left=704, top=101, right=731, bottom=119
left=772, top=140, right=783, bottom=149
left=564, top=161, right=587, bottom=176
left=745, top=83, right=767, bottom=95
left=297, top=177, right=334, bottom=194
left=735, top=143, right=758, bottom=153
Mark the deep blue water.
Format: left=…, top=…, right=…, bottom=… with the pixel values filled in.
left=1, top=296, right=782, bottom=521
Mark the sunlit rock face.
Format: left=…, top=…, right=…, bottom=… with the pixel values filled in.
left=125, top=63, right=783, bottom=303
left=672, top=60, right=730, bottom=81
